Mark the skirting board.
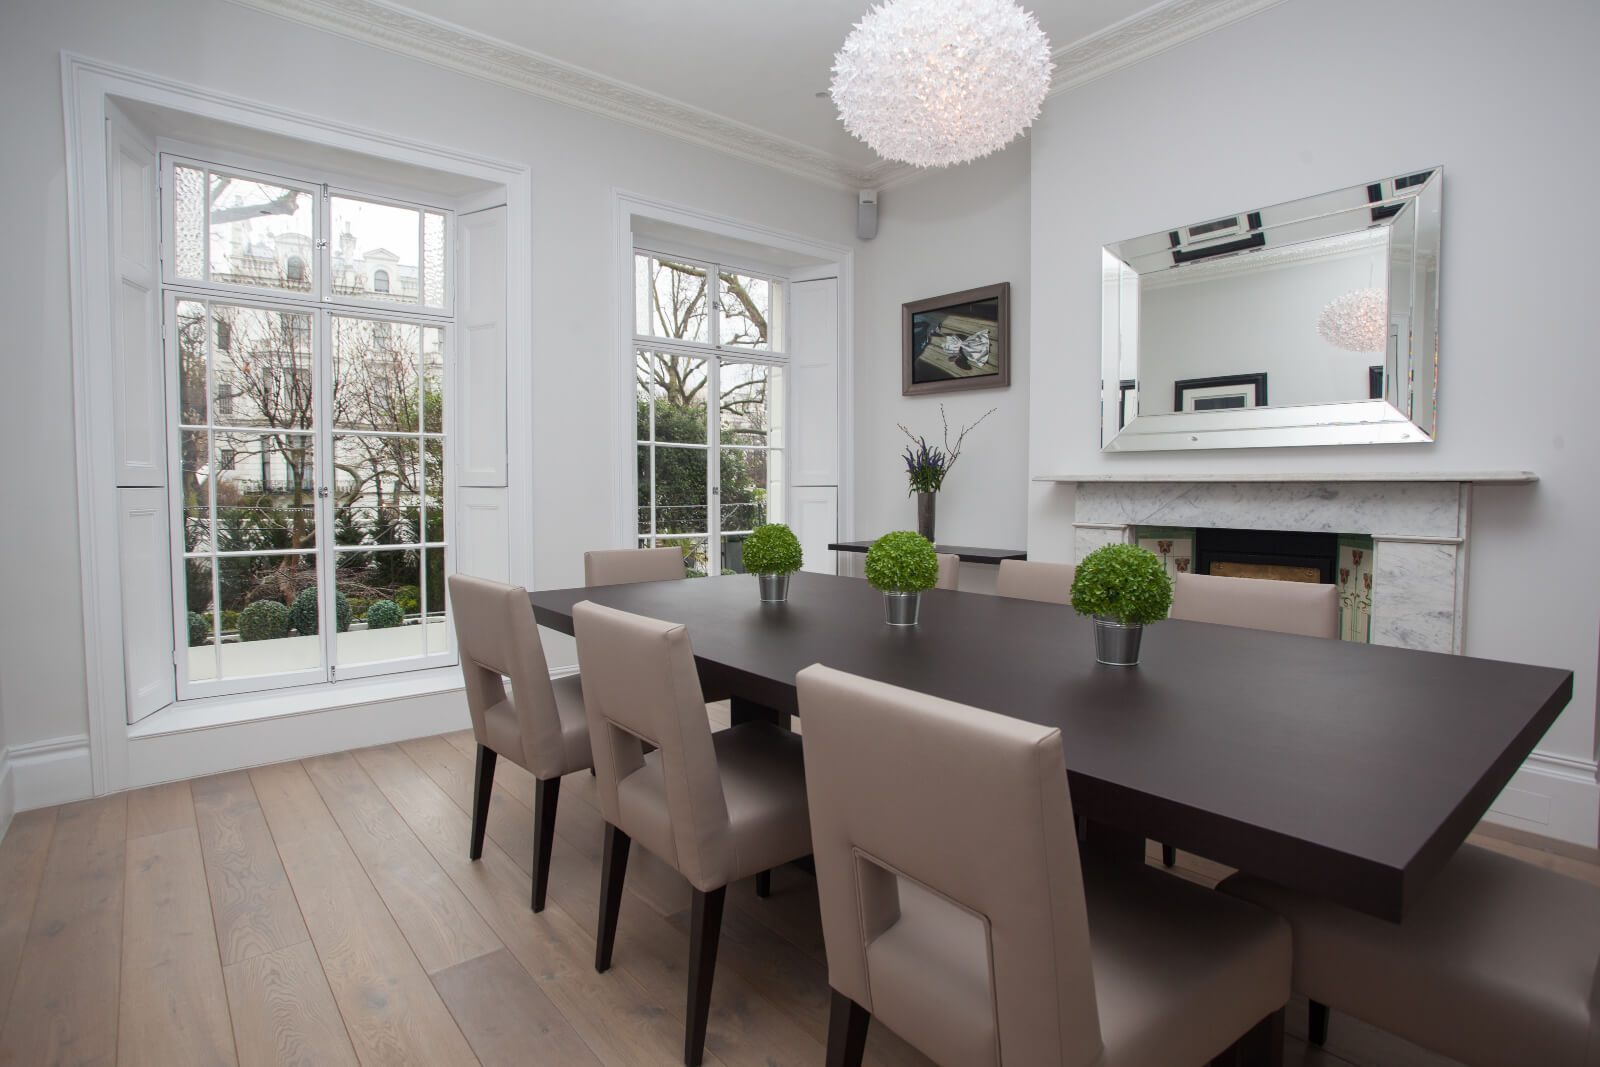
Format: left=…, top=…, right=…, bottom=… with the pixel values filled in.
left=7, top=734, right=94, bottom=813
left=0, top=751, right=14, bottom=844
left=1484, top=751, right=1600, bottom=849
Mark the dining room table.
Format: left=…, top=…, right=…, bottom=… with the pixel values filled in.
left=529, top=570, right=1573, bottom=923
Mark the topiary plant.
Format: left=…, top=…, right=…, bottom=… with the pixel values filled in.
left=187, top=611, right=210, bottom=647
left=238, top=599, right=291, bottom=642
left=864, top=531, right=939, bottom=593
left=289, top=588, right=352, bottom=635
left=741, top=523, right=803, bottom=575
left=366, top=599, right=404, bottom=629
left=1069, top=544, right=1173, bottom=626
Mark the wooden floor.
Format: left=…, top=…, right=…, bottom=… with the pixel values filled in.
left=1, top=716, right=1595, bottom=1067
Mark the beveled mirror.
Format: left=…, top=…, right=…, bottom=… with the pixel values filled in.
left=1101, top=168, right=1441, bottom=451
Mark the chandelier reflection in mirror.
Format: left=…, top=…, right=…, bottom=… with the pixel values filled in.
left=1318, top=287, right=1388, bottom=352
left=830, top=0, right=1052, bottom=168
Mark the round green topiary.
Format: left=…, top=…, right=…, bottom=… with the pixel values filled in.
left=238, top=599, right=291, bottom=642
left=289, top=588, right=353, bottom=635
left=863, top=531, right=939, bottom=593
left=187, top=611, right=210, bottom=647
left=1069, top=544, right=1173, bottom=626
left=741, top=523, right=803, bottom=575
left=366, top=600, right=404, bottom=629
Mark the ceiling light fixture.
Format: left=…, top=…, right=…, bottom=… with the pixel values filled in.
left=1317, top=287, right=1389, bottom=353
left=830, top=0, right=1053, bottom=168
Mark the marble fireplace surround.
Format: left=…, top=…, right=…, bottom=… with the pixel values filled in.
left=1033, top=472, right=1540, bottom=654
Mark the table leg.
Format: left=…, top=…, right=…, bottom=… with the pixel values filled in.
left=730, top=695, right=791, bottom=731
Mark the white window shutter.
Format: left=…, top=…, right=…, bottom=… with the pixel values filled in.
left=456, top=206, right=508, bottom=487
left=788, top=277, right=839, bottom=487
left=791, top=486, right=839, bottom=575
left=455, top=486, right=510, bottom=582
left=108, top=106, right=164, bottom=487
left=120, top=487, right=175, bottom=723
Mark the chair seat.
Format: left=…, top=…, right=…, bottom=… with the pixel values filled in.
left=616, top=720, right=810, bottom=890
left=1221, top=844, right=1600, bottom=1067
left=1085, top=861, right=1291, bottom=1067
left=483, top=672, right=592, bottom=778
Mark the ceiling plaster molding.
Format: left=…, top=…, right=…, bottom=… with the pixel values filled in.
left=1050, top=0, right=1290, bottom=94
left=225, top=0, right=1286, bottom=192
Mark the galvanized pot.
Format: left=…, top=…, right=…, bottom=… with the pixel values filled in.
left=756, top=572, right=790, bottom=603
left=883, top=591, right=921, bottom=626
left=1093, top=616, right=1144, bottom=666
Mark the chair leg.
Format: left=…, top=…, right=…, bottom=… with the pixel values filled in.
left=531, top=776, right=561, bottom=912
left=1308, top=1000, right=1330, bottom=1046
left=684, top=885, right=726, bottom=1067
left=825, top=989, right=871, bottom=1067
left=469, top=745, right=497, bottom=861
left=755, top=869, right=771, bottom=898
left=1162, top=843, right=1177, bottom=867
left=595, top=823, right=631, bottom=973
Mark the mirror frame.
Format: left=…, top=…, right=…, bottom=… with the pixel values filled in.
left=1100, top=168, right=1442, bottom=452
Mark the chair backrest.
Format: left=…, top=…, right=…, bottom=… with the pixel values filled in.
left=447, top=573, right=568, bottom=778
left=935, top=552, right=960, bottom=590
left=1169, top=571, right=1339, bottom=638
left=995, top=559, right=1076, bottom=604
left=796, top=664, right=1104, bottom=1067
left=572, top=600, right=733, bottom=890
left=584, top=547, right=686, bottom=586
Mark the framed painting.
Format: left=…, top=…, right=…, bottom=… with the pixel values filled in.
left=1174, top=372, right=1268, bottom=412
left=902, top=282, right=1010, bottom=396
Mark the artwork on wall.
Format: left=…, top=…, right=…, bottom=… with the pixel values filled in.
left=902, top=282, right=1010, bottom=395
left=1174, top=372, right=1268, bottom=412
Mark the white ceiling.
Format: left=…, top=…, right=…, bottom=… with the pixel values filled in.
left=236, top=0, right=1288, bottom=188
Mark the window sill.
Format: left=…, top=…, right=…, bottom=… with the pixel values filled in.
left=127, top=666, right=465, bottom=739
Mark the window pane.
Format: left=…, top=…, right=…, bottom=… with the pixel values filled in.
left=211, top=305, right=315, bottom=430
left=331, top=196, right=422, bottom=305
left=424, top=545, right=447, bottom=654
left=423, top=212, right=446, bottom=308
left=720, top=448, right=767, bottom=533
left=422, top=328, right=444, bottom=433
left=176, top=300, right=208, bottom=424
left=637, top=255, right=710, bottom=342
left=424, top=439, right=444, bottom=543
left=653, top=446, right=707, bottom=538
left=180, top=429, right=212, bottom=552
left=659, top=537, right=708, bottom=577
left=333, top=435, right=422, bottom=547
left=337, top=549, right=424, bottom=666
left=216, top=555, right=322, bottom=680
left=173, top=165, right=206, bottom=281
left=207, top=171, right=314, bottom=292
left=719, top=362, right=780, bottom=446
left=718, top=270, right=773, bottom=350
left=636, top=444, right=653, bottom=538
left=183, top=557, right=217, bottom=683
left=332, top=316, right=419, bottom=433
left=638, top=352, right=707, bottom=443
left=214, top=431, right=318, bottom=550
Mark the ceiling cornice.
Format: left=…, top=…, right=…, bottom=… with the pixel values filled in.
left=224, top=0, right=1287, bottom=193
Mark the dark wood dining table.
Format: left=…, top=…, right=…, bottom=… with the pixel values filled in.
left=529, top=571, right=1572, bottom=923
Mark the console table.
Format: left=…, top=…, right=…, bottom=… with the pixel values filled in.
left=828, top=541, right=1025, bottom=564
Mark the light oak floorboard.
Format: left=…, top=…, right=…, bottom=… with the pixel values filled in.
left=0, top=808, right=57, bottom=1028
left=303, top=751, right=501, bottom=975
left=0, top=793, right=127, bottom=1067
left=125, top=780, right=197, bottom=839
left=430, top=947, right=602, bottom=1067
left=118, top=828, right=237, bottom=1066
left=249, top=760, right=478, bottom=1067
left=223, top=941, right=360, bottom=1067
left=191, top=771, right=310, bottom=966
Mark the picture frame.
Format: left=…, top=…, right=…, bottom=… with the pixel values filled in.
left=902, top=282, right=1010, bottom=396
left=1174, top=372, right=1268, bottom=412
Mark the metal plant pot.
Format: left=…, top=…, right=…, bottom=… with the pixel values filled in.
left=883, top=591, right=921, bottom=626
left=1093, top=616, right=1144, bottom=666
left=756, top=572, right=791, bottom=602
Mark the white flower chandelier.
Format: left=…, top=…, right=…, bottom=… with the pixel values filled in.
left=830, top=0, right=1053, bottom=168
left=1317, top=287, right=1388, bottom=353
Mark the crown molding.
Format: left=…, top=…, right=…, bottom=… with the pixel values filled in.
left=1050, top=0, right=1290, bottom=95
left=224, top=0, right=1286, bottom=193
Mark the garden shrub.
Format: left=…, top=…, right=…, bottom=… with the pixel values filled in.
left=289, top=588, right=352, bottom=635
left=187, top=611, right=210, bottom=647
left=238, top=599, right=290, bottom=642
left=366, top=600, right=404, bottom=629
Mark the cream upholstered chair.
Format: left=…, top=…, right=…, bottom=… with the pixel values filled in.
left=934, top=552, right=960, bottom=590
left=573, top=601, right=812, bottom=1067
left=795, top=663, right=1291, bottom=1067
left=1169, top=571, right=1339, bottom=638
left=448, top=574, right=592, bottom=912
left=584, top=546, right=686, bottom=585
left=1221, top=845, right=1600, bottom=1067
left=995, top=558, right=1075, bottom=604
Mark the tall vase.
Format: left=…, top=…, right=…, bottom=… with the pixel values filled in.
left=916, top=492, right=936, bottom=544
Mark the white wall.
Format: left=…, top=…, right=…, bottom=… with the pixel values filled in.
left=0, top=0, right=856, bottom=757
left=1029, top=0, right=1600, bottom=842
left=852, top=146, right=1032, bottom=556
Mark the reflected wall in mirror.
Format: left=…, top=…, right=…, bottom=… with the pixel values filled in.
left=1101, top=168, right=1441, bottom=451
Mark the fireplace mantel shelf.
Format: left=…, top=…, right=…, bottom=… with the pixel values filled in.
left=1033, top=471, right=1537, bottom=485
